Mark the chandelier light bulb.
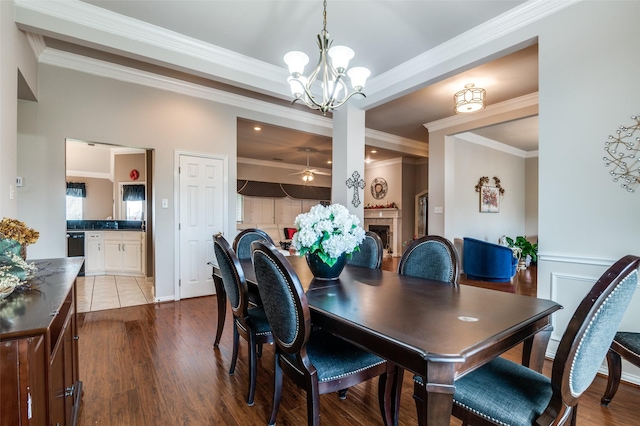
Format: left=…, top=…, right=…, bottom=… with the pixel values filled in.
left=328, top=45, right=354, bottom=73
left=284, top=51, right=309, bottom=77
left=347, top=67, right=371, bottom=91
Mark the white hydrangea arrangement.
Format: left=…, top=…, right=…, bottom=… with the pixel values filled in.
left=292, top=203, right=366, bottom=267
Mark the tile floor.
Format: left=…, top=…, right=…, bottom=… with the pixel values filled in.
left=76, top=275, right=155, bottom=313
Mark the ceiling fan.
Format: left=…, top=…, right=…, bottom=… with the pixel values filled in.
left=290, top=148, right=331, bottom=183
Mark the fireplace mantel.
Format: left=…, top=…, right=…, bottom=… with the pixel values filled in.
left=363, top=208, right=402, bottom=256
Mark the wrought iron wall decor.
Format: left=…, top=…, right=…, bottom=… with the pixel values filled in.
left=603, top=114, right=640, bottom=193
left=346, top=171, right=365, bottom=207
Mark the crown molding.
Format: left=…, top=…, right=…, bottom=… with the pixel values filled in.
left=366, top=0, right=579, bottom=97
left=25, top=32, right=46, bottom=59
left=66, top=170, right=112, bottom=180
left=14, top=0, right=290, bottom=98
left=423, top=92, right=538, bottom=132
left=365, top=157, right=403, bottom=169
left=39, top=48, right=332, bottom=129
left=455, top=132, right=531, bottom=158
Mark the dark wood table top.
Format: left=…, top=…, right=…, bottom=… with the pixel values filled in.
left=1, top=257, right=84, bottom=339
left=237, top=256, right=561, bottom=377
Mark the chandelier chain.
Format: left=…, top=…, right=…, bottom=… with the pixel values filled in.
left=323, top=0, right=327, bottom=33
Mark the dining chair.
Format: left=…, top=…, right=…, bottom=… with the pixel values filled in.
left=347, top=231, right=384, bottom=269
left=233, top=228, right=274, bottom=260
left=397, top=235, right=460, bottom=284
left=413, top=255, right=640, bottom=426
left=250, top=240, right=398, bottom=426
left=601, top=331, right=640, bottom=406
left=213, top=234, right=273, bottom=406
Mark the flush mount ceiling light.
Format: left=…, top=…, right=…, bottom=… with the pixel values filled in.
left=284, top=0, right=370, bottom=116
left=454, top=83, right=486, bottom=114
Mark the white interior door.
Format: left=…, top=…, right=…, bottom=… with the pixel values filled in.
left=179, top=154, right=225, bottom=299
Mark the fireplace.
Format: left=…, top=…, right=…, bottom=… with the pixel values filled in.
left=364, top=208, right=401, bottom=257
left=368, top=225, right=391, bottom=251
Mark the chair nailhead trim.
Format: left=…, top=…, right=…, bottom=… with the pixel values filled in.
left=452, top=400, right=511, bottom=426
left=319, top=360, right=385, bottom=382
left=569, top=271, right=636, bottom=396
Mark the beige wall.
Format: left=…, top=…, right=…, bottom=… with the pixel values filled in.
left=66, top=177, right=113, bottom=220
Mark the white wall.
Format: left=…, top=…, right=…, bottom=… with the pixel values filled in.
left=452, top=136, right=526, bottom=243
left=427, top=1, right=640, bottom=382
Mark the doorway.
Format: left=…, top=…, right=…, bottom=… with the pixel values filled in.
left=177, top=153, right=227, bottom=299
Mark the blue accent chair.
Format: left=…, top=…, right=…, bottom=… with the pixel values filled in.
left=413, top=255, right=639, bottom=426
left=462, top=237, right=518, bottom=282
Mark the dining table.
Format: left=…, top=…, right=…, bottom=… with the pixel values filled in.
left=210, top=255, right=562, bottom=426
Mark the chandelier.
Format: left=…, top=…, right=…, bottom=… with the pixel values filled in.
left=454, top=83, right=486, bottom=114
left=284, top=0, right=370, bottom=116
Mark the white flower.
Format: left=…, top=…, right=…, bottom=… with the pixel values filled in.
left=292, top=203, right=365, bottom=265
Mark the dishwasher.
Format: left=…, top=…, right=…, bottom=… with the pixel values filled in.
left=67, top=232, right=85, bottom=276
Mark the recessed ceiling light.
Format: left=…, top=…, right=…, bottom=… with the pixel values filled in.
left=371, top=150, right=377, bottom=154
left=254, top=126, right=261, bottom=131
left=365, top=158, right=372, bottom=164
left=327, top=160, right=332, bottom=164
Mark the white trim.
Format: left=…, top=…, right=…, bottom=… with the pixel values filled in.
left=540, top=254, right=619, bottom=267
left=25, top=32, right=45, bottom=58
left=365, top=157, right=403, bottom=169
left=173, top=150, right=229, bottom=301
left=455, top=132, right=530, bottom=158
left=65, top=170, right=111, bottom=180
left=424, top=93, right=539, bottom=132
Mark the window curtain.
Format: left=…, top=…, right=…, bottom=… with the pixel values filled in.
left=66, top=182, right=86, bottom=198
left=123, top=184, right=146, bottom=201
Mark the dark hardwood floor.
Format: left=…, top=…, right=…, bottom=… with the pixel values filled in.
left=77, top=260, right=640, bottom=425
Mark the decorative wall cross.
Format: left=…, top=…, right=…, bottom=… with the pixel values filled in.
left=346, top=171, right=365, bottom=207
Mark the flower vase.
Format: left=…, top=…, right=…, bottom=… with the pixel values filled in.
left=306, top=252, right=346, bottom=280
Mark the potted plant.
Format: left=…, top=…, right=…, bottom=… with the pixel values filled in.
left=506, top=236, right=538, bottom=268
left=292, top=204, right=365, bottom=280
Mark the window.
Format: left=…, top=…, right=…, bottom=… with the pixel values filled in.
left=124, top=200, right=144, bottom=221
left=66, top=195, right=83, bottom=220
left=121, top=184, right=146, bottom=221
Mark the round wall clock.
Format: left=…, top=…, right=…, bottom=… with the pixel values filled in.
left=129, top=169, right=140, bottom=181
left=371, top=177, right=388, bottom=199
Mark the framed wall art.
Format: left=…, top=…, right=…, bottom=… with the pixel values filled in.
left=475, top=176, right=504, bottom=213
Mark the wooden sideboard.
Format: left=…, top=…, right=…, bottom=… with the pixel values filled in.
left=1, top=257, right=84, bottom=426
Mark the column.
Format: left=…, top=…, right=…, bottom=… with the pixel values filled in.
left=331, top=102, right=366, bottom=224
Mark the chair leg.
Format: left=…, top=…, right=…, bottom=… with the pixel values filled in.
left=229, top=325, right=239, bottom=375
left=601, top=349, right=622, bottom=406
left=247, top=334, right=257, bottom=406
left=412, top=379, right=426, bottom=426
left=306, top=380, right=321, bottom=426
left=268, top=354, right=283, bottom=426
left=378, top=364, right=402, bottom=426
left=570, top=404, right=578, bottom=426
left=338, top=389, right=348, bottom=400
left=257, top=343, right=263, bottom=358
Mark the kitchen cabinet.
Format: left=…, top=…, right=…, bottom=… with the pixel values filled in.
left=0, top=258, right=83, bottom=426
left=104, top=231, right=145, bottom=275
left=85, top=231, right=104, bottom=274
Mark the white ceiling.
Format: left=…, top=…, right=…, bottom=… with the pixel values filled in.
left=17, top=0, right=542, bottom=169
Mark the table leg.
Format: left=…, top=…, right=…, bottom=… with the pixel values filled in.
left=424, top=364, right=456, bottom=426
left=213, top=273, right=226, bottom=348
left=522, top=324, right=553, bottom=373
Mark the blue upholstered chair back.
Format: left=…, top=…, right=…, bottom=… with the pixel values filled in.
left=397, top=235, right=459, bottom=284
left=251, top=240, right=310, bottom=354
left=213, top=234, right=248, bottom=316
left=553, top=255, right=639, bottom=406
left=233, top=228, right=274, bottom=260
left=347, top=231, right=383, bottom=269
